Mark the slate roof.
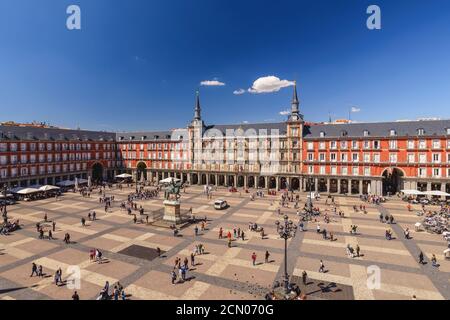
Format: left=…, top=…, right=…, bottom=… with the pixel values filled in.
left=205, top=122, right=287, bottom=136
left=116, top=131, right=175, bottom=142
left=0, top=125, right=115, bottom=142
left=303, top=120, right=450, bottom=139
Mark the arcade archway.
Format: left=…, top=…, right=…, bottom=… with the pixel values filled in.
left=92, top=163, right=103, bottom=182
left=382, top=168, right=404, bottom=195
left=136, top=162, right=147, bottom=182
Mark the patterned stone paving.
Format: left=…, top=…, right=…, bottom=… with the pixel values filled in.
left=0, top=185, right=449, bottom=300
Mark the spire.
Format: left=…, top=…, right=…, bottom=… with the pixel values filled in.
left=292, top=81, right=299, bottom=107
left=194, top=90, right=201, bottom=121
left=289, top=81, right=301, bottom=121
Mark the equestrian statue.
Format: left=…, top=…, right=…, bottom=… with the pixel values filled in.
left=164, top=179, right=184, bottom=201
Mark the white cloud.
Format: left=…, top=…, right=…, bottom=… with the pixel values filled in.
left=233, top=89, right=246, bottom=95
left=248, top=76, right=294, bottom=94
left=279, top=110, right=290, bottom=116
left=200, top=80, right=225, bottom=86
left=351, top=106, right=361, bottom=113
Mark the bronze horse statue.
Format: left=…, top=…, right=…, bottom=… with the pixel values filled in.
left=164, top=179, right=184, bottom=200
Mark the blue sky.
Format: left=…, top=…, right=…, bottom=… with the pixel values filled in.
left=0, top=0, right=450, bottom=131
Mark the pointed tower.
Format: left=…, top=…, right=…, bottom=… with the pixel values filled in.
left=194, top=90, right=201, bottom=121
left=289, top=81, right=302, bottom=122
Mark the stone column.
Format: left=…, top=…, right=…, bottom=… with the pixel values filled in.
left=234, top=175, right=237, bottom=187
left=244, top=176, right=247, bottom=189
left=206, top=174, right=209, bottom=186
left=326, top=178, right=330, bottom=193
left=314, top=177, right=319, bottom=193
left=337, top=179, right=341, bottom=194
left=276, top=177, right=279, bottom=191
left=358, top=180, right=363, bottom=195
left=215, top=174, right=219, bottom=186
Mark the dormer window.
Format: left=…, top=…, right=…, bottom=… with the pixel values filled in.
left=341, top=130, right=348, bottom=137
left=154, top=135, right=159, bottom=139
left=166, top=135, right=171, bottom=139
left=389, top=129, right=396, bottom=136
left=129, top=136, right=135, bottom=140
left=141, top=136, right=147, bottom=140
left=319, top=131, right=325, bottom=138
left=417, top=128, right=425, bottom=136
left=119, top=136, right=124, bottom=141
left=446, top=128, right=450, bottom=135
left=363, top=130, right=370, bottom=137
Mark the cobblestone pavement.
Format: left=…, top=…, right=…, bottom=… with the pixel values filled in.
left=0, top=185, right=448, bottom=300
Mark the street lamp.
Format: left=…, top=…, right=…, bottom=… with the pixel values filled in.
left=135, top=170, right=138, bottom=193
left=2, top=185, right=8, bottom=221
left=275, top=215, right=297, bottom=294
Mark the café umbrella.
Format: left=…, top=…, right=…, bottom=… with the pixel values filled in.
left=16, top=188, right=40, bottom=195
left=116, top=173, right=132, bottom=179
left=39, top=185, right=60, bottom=192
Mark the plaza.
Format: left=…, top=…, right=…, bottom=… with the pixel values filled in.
left=0, top=185, right=448, bottom=300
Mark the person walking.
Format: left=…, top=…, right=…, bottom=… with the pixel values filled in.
left=81, top=217, right=86, bottom=227
left=52, top=221, right=56, bottom=232
left=171, top=269, right=177, bottom=284
left=72, top=291, right=80, bottom=300
left=30, top=263, right=38, bottom=277
left=302, top=270, right=308, bottom=285
left=38, top=265, right=43, bottom=277
left=319, top=260, right=325, bottom=273
left=190, top=253, right=195, bottom=266
left=265, top=250, right=270, bottom=263
left=431, top=254, right=438, bottom=267
left=251, top=252, right=257, bottom=266
left=356, top=245, right=360, bottom=257
left=419, top=251, right=425, bottom=264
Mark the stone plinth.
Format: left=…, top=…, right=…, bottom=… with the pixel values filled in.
left=163, top=200, right=182, bottom=223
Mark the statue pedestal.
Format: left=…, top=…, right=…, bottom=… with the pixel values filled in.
left=163, top=200, right=182, bottom=223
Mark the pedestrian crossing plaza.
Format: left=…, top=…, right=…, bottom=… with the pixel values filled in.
left=0, top=185, right=448, bottom=300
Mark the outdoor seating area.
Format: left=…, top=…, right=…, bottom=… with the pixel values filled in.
left=401, top=189, right=450, bottom=205
left=7, top=185, right=61, bottom=201
left=421, top=212, right=449, bottom=235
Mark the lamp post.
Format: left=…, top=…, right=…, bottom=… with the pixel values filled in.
left=135, top=170, right=138, bottom=193
left=275, top=215, right=297, bottom=294
left=2, top=185, right=8, bottom=221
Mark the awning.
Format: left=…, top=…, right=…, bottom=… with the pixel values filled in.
left=16, top=188, right=40, bottom=195
left=9, top=187, right=24, bottom=193
left=57, top=180, right=75, bottom=187
left=39, top=185, right=60, bottom=192
left=116, top=173, right=132, bottom=179
left=423, top=190, right=450, bottom=197
left=159, top=177, right=181, bottom=184
left=400, top=189, right=425, bottom=196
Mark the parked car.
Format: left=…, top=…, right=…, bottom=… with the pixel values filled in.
left=214, top=199, right=228, bottom=210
